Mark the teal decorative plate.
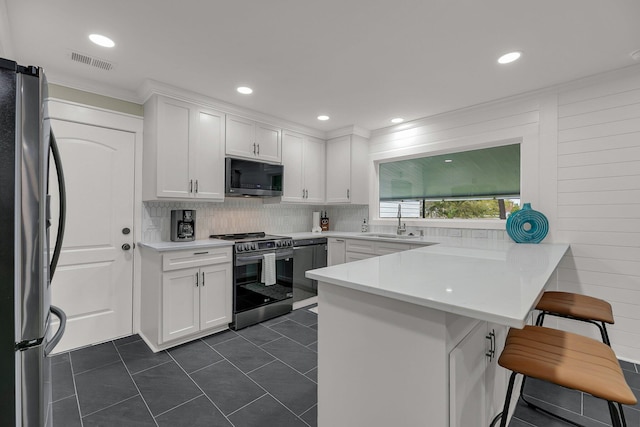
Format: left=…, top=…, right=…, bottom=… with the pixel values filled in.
left=506, top=203, right=549, bottom=244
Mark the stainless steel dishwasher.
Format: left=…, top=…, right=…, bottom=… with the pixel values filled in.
left=293, top=237, right=327, bottom=304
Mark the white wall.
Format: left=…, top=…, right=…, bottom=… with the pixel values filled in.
left=368, top=65, right=640, bottom=362
left=553, top=69, right=640, bottom=361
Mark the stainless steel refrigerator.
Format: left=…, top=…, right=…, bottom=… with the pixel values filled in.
left=1, top=57, right=67, bottom=426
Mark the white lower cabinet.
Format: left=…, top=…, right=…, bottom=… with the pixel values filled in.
left=327, top=238, right=346, bottom=266
left=339, top=238, right=420, bottom=263
left=449, top=321, right=508, bottom=426
left=162, top=263, right=232, bottom=343
left=140, top=246, right=233, bottom=351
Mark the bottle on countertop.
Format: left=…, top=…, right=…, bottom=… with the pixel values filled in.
left=321, top=211, right=329, bottom=231
left=361, top=218, right=368, bottom=232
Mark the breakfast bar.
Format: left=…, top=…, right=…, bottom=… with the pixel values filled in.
left=306, top=239, right=569, bottom=427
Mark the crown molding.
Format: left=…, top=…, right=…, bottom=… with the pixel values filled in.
left=326, top=125, right=371, bottom=140
left=138, top=79, right=326, bottom=139
left=45, top=71, right=142, bottom=104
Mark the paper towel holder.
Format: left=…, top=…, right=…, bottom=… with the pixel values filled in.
left=312, top=211, right=322, bottom=233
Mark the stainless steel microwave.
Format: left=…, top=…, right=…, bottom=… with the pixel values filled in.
left=225, top=157, right=284, bottom=197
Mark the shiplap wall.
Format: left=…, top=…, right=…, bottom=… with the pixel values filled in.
left=554, top=71, right=640, bottom=361
left=369, top=65, right=640, bottom=362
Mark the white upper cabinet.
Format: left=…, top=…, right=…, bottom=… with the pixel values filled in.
left=226, top=114, right=281, bottom=163
left=143, top=94, right=225, bottom=201
left=281, top=130, right=325, bottom=203
left=325, top=134, right=368, bottom=204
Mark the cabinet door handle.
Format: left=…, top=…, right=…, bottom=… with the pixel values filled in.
left=302, top=189, right=306, bottom=198
left=257, top=143, right=260, bottom=155
left=195, top=272, right=199, bottom=287
left=202, top=272, right=205, bottom=286
left=189, top=179, right=193, bottom=193
left=485, top=330, right=495, bottom=361
left=195, top=179, right=198, bottom=193
left=253, top=143, right=256, bottom=155
left=347, top=189, right=350, bottom=199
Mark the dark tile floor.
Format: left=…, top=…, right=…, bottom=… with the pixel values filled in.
left=51, top=307, right=319, bottom=427
left=51, top=305, right=640, bottom=427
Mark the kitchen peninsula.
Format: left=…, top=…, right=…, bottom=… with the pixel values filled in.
left=306, top=238, right=569, bottom=427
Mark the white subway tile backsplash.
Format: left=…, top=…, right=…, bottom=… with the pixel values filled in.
left=141, top=200, right=507, bottom=243
left=142, top=200, right=369, bottom=242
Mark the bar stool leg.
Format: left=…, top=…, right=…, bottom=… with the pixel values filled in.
left=499, top=372, right=518, bottom=427
left=535, top=310, right=610, bottom=345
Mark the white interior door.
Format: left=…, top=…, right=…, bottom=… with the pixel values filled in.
left=49, top=119, right=135, bottom=352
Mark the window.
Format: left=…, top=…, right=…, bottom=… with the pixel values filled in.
left=378, top=144, right=521, bottom=220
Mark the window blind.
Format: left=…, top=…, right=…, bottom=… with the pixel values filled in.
left=379, top=144, right=520, bottom=201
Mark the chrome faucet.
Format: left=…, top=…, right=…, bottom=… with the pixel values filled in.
left=397, top=205, right=406, bottom=235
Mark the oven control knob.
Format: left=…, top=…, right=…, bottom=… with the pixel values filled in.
left=251, top=243, right=257, bottom=250
left=287, top=240, right=292, bottom=246
left=236, top=246, right=243, bottom=252
left=275, top=241, right=281, bottom=247
left=244, top=243, right=251, bottom=251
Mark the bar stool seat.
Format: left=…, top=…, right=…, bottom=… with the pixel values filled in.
left=498, top=325, right=636, bottom=427
left=537, top=291, right=614, bottom=323
left=535, top=291, right=614, bottom=344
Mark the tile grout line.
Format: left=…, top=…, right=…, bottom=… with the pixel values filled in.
left=80, top=394, right=141, bottom=419
left=113, top=342, right=160, bottom=427
left=521, top=394, right=586, bottom=420
left=252, top=336, right=318, bottom=378
left=208, top=335, right=313, bottom=425
left=225, top=393, right=269, bottom=418
left=127, top=358, right=173, bottom=376
left=66, top=351, right=85, bottom=427
left=165, top=351, right=238, bottom=426
left=511, top=415, right=538, bottom=426
left=151, top=392, right=205, bottom=419
left=186, top=355, right=226, bottom=376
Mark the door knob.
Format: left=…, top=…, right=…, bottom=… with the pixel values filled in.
left=122, top=243, right=131, bottom=251
left=122, top=227, right=131, bottom=235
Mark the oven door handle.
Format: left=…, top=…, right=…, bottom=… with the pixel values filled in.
left=236, top=250, right=294, bottom=265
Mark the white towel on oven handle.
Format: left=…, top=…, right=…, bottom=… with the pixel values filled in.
left=261, top=252, right=276, bottom=286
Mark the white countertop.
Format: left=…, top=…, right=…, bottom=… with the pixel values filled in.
left=286, top=231, right=435, bottom=245
left=306, top=238, right=569, bottom=328
left=139, top=231, right=433, bottom=251
left=138, top=239, right=233, bottom=252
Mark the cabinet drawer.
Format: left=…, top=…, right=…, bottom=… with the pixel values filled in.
left=346, top=240, right=376, bottom=254
left=163, top=247, right=232, bottom=271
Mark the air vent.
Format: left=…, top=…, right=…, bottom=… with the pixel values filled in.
left=69, top=51, right=115, bottom=71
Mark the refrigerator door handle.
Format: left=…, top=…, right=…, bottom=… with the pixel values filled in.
left=44, top=305, right=66, bottom=356
left=49, top=129, right=66, bottom=280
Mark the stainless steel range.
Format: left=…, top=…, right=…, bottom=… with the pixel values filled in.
left=210, top=232, right=294, bottom=329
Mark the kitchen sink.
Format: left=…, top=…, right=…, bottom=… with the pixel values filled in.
left=361, top=233, right=420, bottom=240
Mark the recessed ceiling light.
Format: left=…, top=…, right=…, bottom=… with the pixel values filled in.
left=317, top=115, right=330, bottom=121
left=89, top=34, right=115, bottom=48
left=497, top=51, right=521, bottom=64
left=237, top=86, right=253, bottom=95
left=391, top=118, right=404, bottom=124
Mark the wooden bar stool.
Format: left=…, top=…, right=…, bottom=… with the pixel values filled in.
left=498, top=325, right=636, bottom=427
left=535, top=291, right=614, bottom=345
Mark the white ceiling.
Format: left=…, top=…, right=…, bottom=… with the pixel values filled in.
left=3, top=0, right=640, bottom=132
